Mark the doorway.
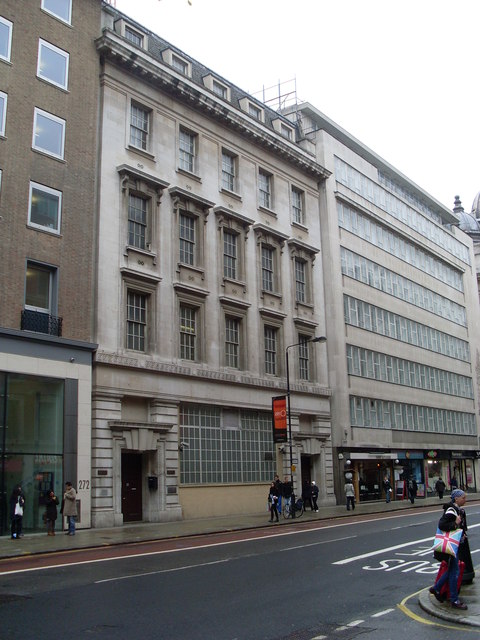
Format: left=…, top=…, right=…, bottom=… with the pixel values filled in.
left=121, top=452, right=143, bottom=522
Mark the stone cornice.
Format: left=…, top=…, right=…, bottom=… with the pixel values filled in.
left=96, top=31, right=331, bottom=182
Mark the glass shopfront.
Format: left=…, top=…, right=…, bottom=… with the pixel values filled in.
left=0, top=373, right=64, bottom=534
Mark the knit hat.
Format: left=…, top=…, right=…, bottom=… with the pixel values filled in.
left=451, top=489, right=465, bottom=501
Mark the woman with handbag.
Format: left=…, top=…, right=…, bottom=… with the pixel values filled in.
left=429, top=489, right=468, bottom=610
left=9, top=485, right=25, bottom=540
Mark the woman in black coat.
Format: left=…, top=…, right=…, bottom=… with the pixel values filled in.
left=45, top=490, right=59, bottom=536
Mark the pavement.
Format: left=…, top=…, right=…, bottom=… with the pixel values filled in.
left=1, top=494, right=479, bottom=627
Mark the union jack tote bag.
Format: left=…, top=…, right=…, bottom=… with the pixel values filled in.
left=432, top=528, right=463, bottom=557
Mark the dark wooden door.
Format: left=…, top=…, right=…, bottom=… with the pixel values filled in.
left=121, top=452, right=142, bottom=522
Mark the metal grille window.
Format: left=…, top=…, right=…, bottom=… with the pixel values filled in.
left=223, top=230, right=237, bottom=279
left=225, top=317, right=240, bottom=368
left=298, top=336, right=310, bottom=380
left=179, top=406, right=275, bottom=484
left=179, top=213, right=195, bottom=265
left=261, top=245, right=274, bottom=292
left=264, top=326, right=277, bottom=375
left=292, top=187, right=304, bottom=224
left=295, top=259, right=306, bottom=303
left=179, top=128, right=195, bottom=172
left=127, top=291, right=146, bottom=351
left=221, top=152, right=235, bottom=191
left=258, top=170, right=271, bottom=209
left=130, top=104, right=149, bottom=150
left=128, top=195, right=147, bottom=249
left=180, top=305, right=196, bottom=360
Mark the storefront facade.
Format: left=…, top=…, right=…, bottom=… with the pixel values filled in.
left=340, top=448, right=479, bottom=503
left=0, top=329, right=95, bottom=535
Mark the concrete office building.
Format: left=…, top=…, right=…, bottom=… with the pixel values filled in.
left=283, top=104, right=480, bottom=503
left=0, top=0, right=99, bottom=533
left=91, top=4, right=333, bottom=526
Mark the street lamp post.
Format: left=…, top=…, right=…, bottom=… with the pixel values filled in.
left=286, top=335, right=326, bottom=518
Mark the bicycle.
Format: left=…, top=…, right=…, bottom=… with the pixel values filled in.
left=283, top=497, right=304, bottom=519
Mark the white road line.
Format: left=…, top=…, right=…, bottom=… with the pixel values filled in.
left=346, top=620, right=364, bottom=627
left=371, top=608, right=395, bottom=617
left=283, top=535, right=353, bottom=551
left=333, top=522, right=480, bottom=565
left=95, top=557, right=232, bottom=583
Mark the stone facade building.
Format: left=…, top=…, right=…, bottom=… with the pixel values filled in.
left=91, top=4, right=333, bottom=527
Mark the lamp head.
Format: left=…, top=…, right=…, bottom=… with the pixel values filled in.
left=310, top=336, right=326, bottom=343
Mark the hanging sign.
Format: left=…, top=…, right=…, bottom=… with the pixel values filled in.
left=272, top=395, right=288, bottom=443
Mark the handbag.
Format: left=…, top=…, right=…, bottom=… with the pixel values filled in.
left=432, top=527, right=463, bottom=557
left=14, top=499, right=23, bottom=517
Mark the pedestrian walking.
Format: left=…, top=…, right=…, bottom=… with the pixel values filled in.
left=63, top=482, right=77, bottom=535
left=408, top=478, right=418, bottom=504
left=10, top=485, right=25, bottom=540
left=345, top=480, right=355, bottom=510
left=45, top=490, right=59, bottom=536
left=302, top=481, right=313, bottom=511
left=429, top=489, right=469, bottom=609
left=268, top=482, right=279, bottom=522
left=435, top=477, right=446, bottom=500
left=450, top=475, right=458, bottom=491
left=383, top=476, right=392, bottom=503
left=311, top=481, right=319, bottom=512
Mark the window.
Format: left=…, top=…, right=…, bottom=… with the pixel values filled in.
left=171, top=54, right=188, bottom=75
left=225, top=317, right=240, bottom=368
left=130, top=103, right=149, bottom=151
left=223, top=230, right=237, bottom=279
left=212, top=79, right=228, bottom=99
left=264, top=326, right=278, bottom=375
left=23, top=262, right=60, bottom=335
left=0, top=91, right=6, bottom=136
left=125, top=26, right=143, bottom=47
left=0, top=16, right=12, bottom=63
left=32, top=108, right=65, bottom=159
left=41, top=0, right=72, bottom=24
left=280, top=124, right=293, bottom=140
left=249, top=103, right=262, bottom=120
left=295, top=259, right=306, bottom=303
left=126, top=291, right=147, bottom=351
left=221, top=150, right=236, bottom=192
left=261, top=245, right=274, bottom=292
left=26, top=263, right=52, bottom=312
left=298, top=336, right=310, bottom=381
left=291, top=187, right=304, bottom=225
left=28, top=182, right=62, bottom=233
left=180, top=304, right=197, bottom=360
left=128, top=194, right=147, bottom=249
left=179, top=213, right=195, bottom=265
left=37, top=39, right=69, bottom=89
left=179, top=127, right=196, bottom=173
left=258, top=170, right=272, bottom=209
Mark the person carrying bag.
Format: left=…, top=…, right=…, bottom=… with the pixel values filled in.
left=429, top=489, right=469, bottom=610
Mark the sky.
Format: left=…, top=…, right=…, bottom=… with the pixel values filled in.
left=114, top=0, right=479, bottom=213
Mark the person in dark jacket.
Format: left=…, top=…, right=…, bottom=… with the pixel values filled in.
left=429, top=489, right=469, bottom=609
left=268, top=482, right=279, bottom=522
left=408, top=478, right=418, bottom=504
left=45, top=490, right=59, bottom=536
left=311, top=481, right=319, bottom=512
left=9, top=485, right=25, bottom=540
left=435, top=477, right=446, bottom=499
left=302, top=481, right=313, bottom=511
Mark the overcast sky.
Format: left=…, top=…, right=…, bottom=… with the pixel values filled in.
left=114, top=0, right=479, bottom=213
